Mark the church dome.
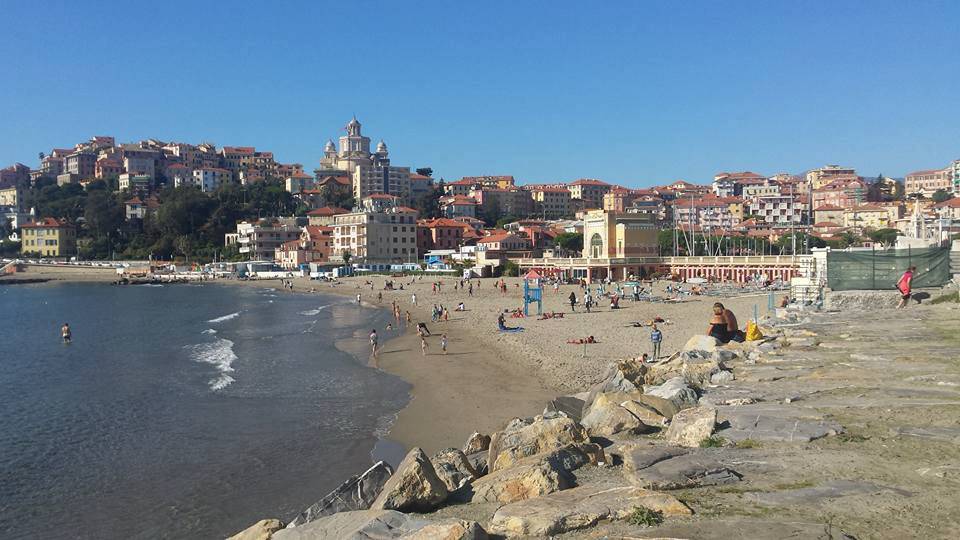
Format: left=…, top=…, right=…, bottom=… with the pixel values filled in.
left=324, top=139, right=335, bottom=152
left=376, top=140, right=387, bottom=153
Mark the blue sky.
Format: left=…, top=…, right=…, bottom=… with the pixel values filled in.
left=1, top=1, right=957, bottom=186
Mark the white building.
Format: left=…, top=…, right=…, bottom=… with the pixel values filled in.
left=318, top=117, right=412, bottom=203
left=747, top=195, right=804, bottom=225
left=192, top=168, right=233, bottom=192
left=332, top=194, right=418, bottom=265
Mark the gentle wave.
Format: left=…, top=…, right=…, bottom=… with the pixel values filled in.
left=187, top=338, right=238, bottom=391
left=207, top=312, right=240, bottom=323
left=299, top=304, right=334, bottom=316
left=202, top=329, right=217, bottom=335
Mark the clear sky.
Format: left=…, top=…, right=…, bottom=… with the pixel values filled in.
left=1, top=1, right=958, bottom=187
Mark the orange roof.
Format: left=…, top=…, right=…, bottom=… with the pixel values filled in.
left=366, top=193, right=399, bottom=200
left=813, top=221, right=843, bottom=227
left=814, top=204, right=844, bottom=211
left=125, top=196, right=143, bottom=205
left=906, top=168, right=948, bottom=177
left=307, top=206, right=349, bottom=216
left=419, top=218, right=464, bottom=228
left=933, top=198, right=960, bottom=208
left=409, top=173, right=432, bottom=181
left=305, top=226, right=333, bottom=237
left=21, top=218, right=70, bottom=229
left=570, top=178, right=610, bottom=186
left=477, top=233, right=512, bottom=244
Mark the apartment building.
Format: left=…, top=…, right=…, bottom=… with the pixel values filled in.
left=812, top=179, right=866, bottom=209
left=417, top=217, right=464, bottom=254
left=747, top=195, right=804, bottom=225
left=232, top=219, right=302, bottom=260
left=568, top=179, right=613, bottom=209
left=904, top=168, right=951, bottom=197
left=20, top=218, right=76, bottom=257
left=332, top=194, right=418, bottom=265
left=528, top=186, right=572, bottom=219
left=192, top=168, right=232, bottom=192
left=806, top=165, right=858, bottom=190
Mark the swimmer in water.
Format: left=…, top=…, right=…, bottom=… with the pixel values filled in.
left=61, top=323, right=72, bottom=343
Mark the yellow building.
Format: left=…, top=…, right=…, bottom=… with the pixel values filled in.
left=842, top=206, right=889, bottom=229
left=20, top=218, right=76, bottom=257
left=582, top=210, right=658, bottom=260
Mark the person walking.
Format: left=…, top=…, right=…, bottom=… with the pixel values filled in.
left=420, top=334, right=429, bottom=356
left=896, top=266, right=916, bottom=308
left=568, top=291, right=577, bottom=312
left=411, top=293, right=417, bottom=306
left=440, top=333, right=448, bottom=355
left=650, top=323, right=662, bottom=360
left=369, top=329, right=379, bottom=358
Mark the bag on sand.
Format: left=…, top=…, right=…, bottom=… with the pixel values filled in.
left=745, top=321, right=763, bottom=341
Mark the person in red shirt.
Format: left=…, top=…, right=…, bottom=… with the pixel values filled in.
left=896, top=266, right=916, bottom=309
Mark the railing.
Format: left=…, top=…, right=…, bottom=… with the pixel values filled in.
left=516, top=255, right=811, bottom=268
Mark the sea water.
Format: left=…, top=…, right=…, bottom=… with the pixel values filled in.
left=0, top=282, right=409, bottom=539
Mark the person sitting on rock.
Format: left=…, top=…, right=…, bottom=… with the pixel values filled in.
left=707, top=302, right=744, bottom=343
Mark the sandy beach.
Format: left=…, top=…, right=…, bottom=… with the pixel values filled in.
left=9, top=265, right=783, bottom=455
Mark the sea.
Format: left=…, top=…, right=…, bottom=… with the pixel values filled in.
left=0, top=282, right=410, bottom=539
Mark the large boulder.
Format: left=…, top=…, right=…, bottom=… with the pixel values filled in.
left=644, top=377, right=699, bottom=413
left=620, top=399, right=668, bottom=426
left=487, top=414, right=589, bottom=472
left=586, top=357, right=648, bottom=403
left=487, top=485, right=691, bottom=537
left=371, top=448, right=448, bottom=513
left=272, top=510, right=486, bottom=540
left=287, top=461, right=393, bottom=527
left=644, top=350, right=726, bottom=387
left=432, top=448, right=479, bottom=491
left=665, top=406, right=718, bottom=448
left=400, top=519, right=488, bottom=540
left=462, top=432, right=491, bottom=455
left=683, top=335, right=719, bottom=352
left=457, top=461, right=570, bottom=504
left=580, top=392, right=652, bottom=437
left=465, top=450, right=488, bottom=476
left=228, top=519, right=284, bottom=540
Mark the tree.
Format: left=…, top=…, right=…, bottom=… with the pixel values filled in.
left=503, top=260, right=520, bottom=277
left=479, top=197, right=503, bottom=226
left=415, top=180, right=443, bottom=219
left=554, top=232, right=583, bottom=252
left=775, top=232, right=824, bottom=254
left=892, top=181, right=905, bottom=201
left=868, top=228, right=900, bottom=246
left=415, top=167, right=433, bottom=177
left=932, top=189, right=952, bottom=204
left=342, top=249, right=352, bottom=266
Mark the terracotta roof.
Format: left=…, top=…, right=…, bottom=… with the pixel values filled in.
left=477, top=233, right=512, bottom=244
left=222, top=146, right=255, bottom=154
left=21, top=218, right=70, bottom=228
left=933, top=198, right=960, bottom=208
left=814, top=204, right=845, bottom=211
left=125, top=196, right=143, bottom=205
left=813, top=221, right=843, bottom=227
left=419, top=218, right=464, bottom=228
left=409, top=173, right=432, bottom=181
left=305, top=226, right=333, bottom=237
left=307, top=206, right=349, bottom=216
left=394, top=206, right=418, bottom=213
left=906, top=168, right=948, bottom=177
left=365, top=193, right=399, bottom=200
left=570, top=178, right=610, bottom=186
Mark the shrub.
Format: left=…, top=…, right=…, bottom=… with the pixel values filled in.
left=699, top=435, right=727, bottom=448
left=625, top=506, right=664, bottom=527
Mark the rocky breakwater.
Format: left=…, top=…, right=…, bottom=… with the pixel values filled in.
left=228, top=324, right=860, bottom=539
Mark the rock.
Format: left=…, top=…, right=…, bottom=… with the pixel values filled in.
left=228, top=519, right=284, bottom=540
left=487, top=414, right=589, bottom=472
left=465, top=450, right=488, bottom=476
left=462, top=432, right=491, bottom=455
left=716, top=404, right=843, bottom=443
left=710, top=370, right=735, bottom=384
left=626, top=452, right=741, bottom=490
left=580, top=392, right=651, bottom=437
left=432, top=448, right=479, bottom=491
left=287, top=461, right=393, bottom=527
left=630, top=393, right=682, bottom=420
left=744, top=479, right=912, bottom=507
left=643, top=351, right=724, bottom=387
left=543, top=396, right=586, bottom=422
left=400, top=519, right=488, bottom=540
left=527, top=442, right=606, bottom=473
left=457, top=461, right=570, bottom=504
left=683, top=334, right=719, bottom=352
left=620, top=444, right=689, bottom=473
left=625, top=519, right=857, bottom=540
left=371, top=448, right=448, bottom=513
left=273, top=510, right=486, bottom=540
left=665, top=406, right=718, bottom=448
left=488, top=484, right=691, bottom=537
left=644, top=377, right=699, bottom=413
left=620, top=400, right=667, bottom=426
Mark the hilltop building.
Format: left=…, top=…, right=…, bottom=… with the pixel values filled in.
left=318, top=117, right=412, bottom=204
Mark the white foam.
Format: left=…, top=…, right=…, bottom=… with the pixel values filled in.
left=299, top=304, right=334, bottom=316
left=202, top=328, right=217, bottom=335
left=207, top=311, right=240, bottom=323
left=188, top=338, right=238, bottom=391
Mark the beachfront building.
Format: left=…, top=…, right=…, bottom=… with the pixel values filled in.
left=331, top=194, right=418, bottom=265
left=232, top=219, right=302, bottom=260
left=318, top=117, right=412, bottom=204
left=672, top=196, right=741, bottom=229
left=20, top=218, right=76, bottom=257
left=747, top=195, right=804, bottom=225
left=274, top=226, right=333, bottom=269
left=416, top=218, right=465, bottom=255
left=904, top=168, right=952, bottom=198
left=515, top=209, right=658, bottom=280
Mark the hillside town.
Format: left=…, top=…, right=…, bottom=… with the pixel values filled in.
left=2, top=118, right=959, bottom=281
